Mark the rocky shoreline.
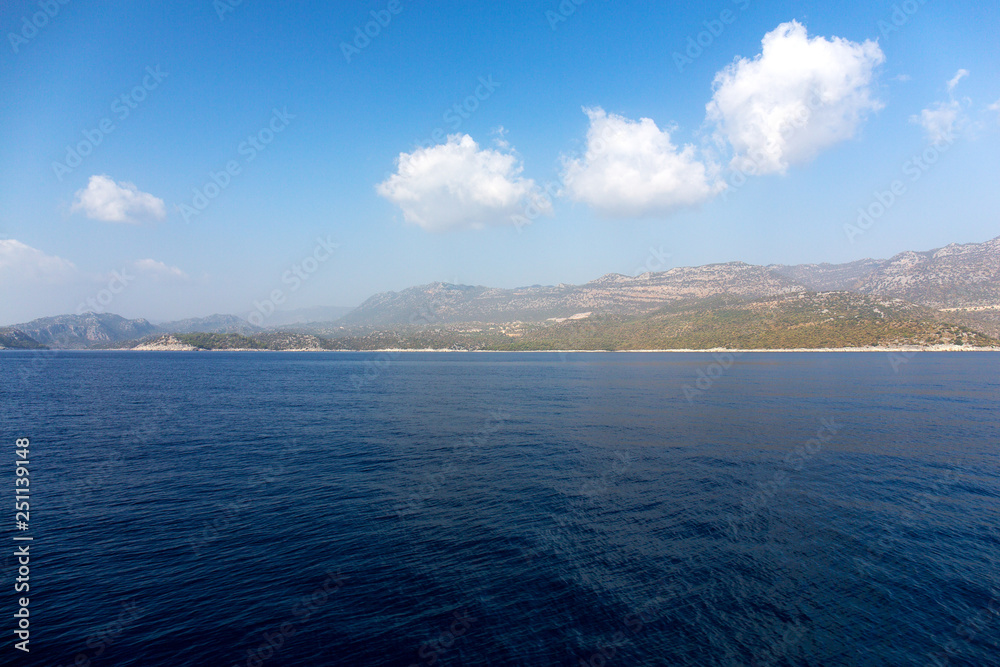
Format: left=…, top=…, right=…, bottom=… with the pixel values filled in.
left=90, top=345, right=1000, bottom=353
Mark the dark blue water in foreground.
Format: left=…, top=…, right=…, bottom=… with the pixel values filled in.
left=1, top=351, right=998, bottom=666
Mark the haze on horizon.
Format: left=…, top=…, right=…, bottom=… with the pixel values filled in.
left=1, top=0, right=998, bottom=325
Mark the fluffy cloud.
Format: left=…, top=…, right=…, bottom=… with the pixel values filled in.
left=0, top=239, right=77, bottom=283
left=562, top=107, right=723, bottom=217
left=71, top=174, right=166, bottom=224
left=947, top=69, right=969, bottom=93
left=132, top=258, right=188, bottom=280
left=990, top=98, right=1000, bottom=121
left=911, top=101, right=963, bottom=143
left=376, top=134, right=550, bottom=232
left=379, top=22, right=889, bottom=223
left=911, top=69, right=971, bottom=143
left=706, top=20, right=884, bottom=175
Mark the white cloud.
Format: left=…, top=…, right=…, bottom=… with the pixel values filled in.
left=376, top=134, right=550, bottom=232
left=71, top=174, right=166, bottom=224
left=562, top=107, right=723, bottom=217
left=911, top=101, right=962, bottom=143
left=989, top=98, right=1000, bottom=121
left=947, top=69, right=969, bottom=93
left=0, top=239, right=77, bottom=283
left=911, top=70, right=973, bottom=143
left=706, top=20, right=885, bottom=175
left=132, top=258, right=188, bottom=280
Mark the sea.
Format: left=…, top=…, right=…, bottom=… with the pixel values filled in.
left=1, top=350, right=998, bottom=666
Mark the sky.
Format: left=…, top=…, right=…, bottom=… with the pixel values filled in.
left=1, top=0, right=998, bottom=325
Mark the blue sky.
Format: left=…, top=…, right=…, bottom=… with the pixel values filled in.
left=1, top=0, right=998, bottom=324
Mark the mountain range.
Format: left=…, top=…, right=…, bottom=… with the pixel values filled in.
left=3, top=235, right=998, bottom=350
left=320, top=234, right=1000, bottom=335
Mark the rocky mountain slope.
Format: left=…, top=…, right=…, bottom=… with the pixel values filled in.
left=121, top=332, right=330, bottom=351
left=335, top=262, right=806, bottom=328
left=156, top=314, right=262, bottom=335
left=330, top=234, right=999, bottom=330
left=774, top=236, right=1000, bottom=308
left=0, top=328, right=46, bottom=349
left=769, top=258, right=887, bottom=292
left=5, top=234, right=998, bottom=350
left=10, top=313, right=160, bottom=349
left=282, top=292, right=997, bottom=351
left=855, top=237, right=1000, bottom=308
left=519, top=292, right=996, bottom=351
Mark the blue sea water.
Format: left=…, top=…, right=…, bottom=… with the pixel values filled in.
left=0, top=351, right=998, bottom=666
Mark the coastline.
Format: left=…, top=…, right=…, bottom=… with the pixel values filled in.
left=10, top=345, right=1000, bottom=353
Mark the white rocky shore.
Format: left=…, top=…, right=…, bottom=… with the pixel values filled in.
left=118, top=344, right=1000, bottom=353
left=130, top=336, right=201, bottom=351
left=512, top=347, right=1000, bottom=353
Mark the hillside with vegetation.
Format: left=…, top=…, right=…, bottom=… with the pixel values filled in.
left=6, top=235, right=1000, bottom=351
left=310, top=292, right=995, bottom=351
left=119, top=291, right=995, bottom=351
left=511, top=293, right=996, bottom=350
left=0, top=328, right=47, bottom=350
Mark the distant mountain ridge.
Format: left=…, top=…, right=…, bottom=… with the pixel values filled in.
left=335, top=262, right=806, bottom=328
left=335, top=235, right=1000, bottom=329
left=0, top=327, right=47, bottom=350
left=9, top=313, right=160, bottom=349
left=3, top=311, right=341, bottom=349
left=263, top=306, right=355, bottom=327
left=856, top=237, right=1000, bottom=308
left=772, top=236, right=1000, bottom=307
left=4, top=234, right=999, bottom=349
left=157, top=314, right=261, bottom=335
left=104, top=291, right=997, bottom=352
